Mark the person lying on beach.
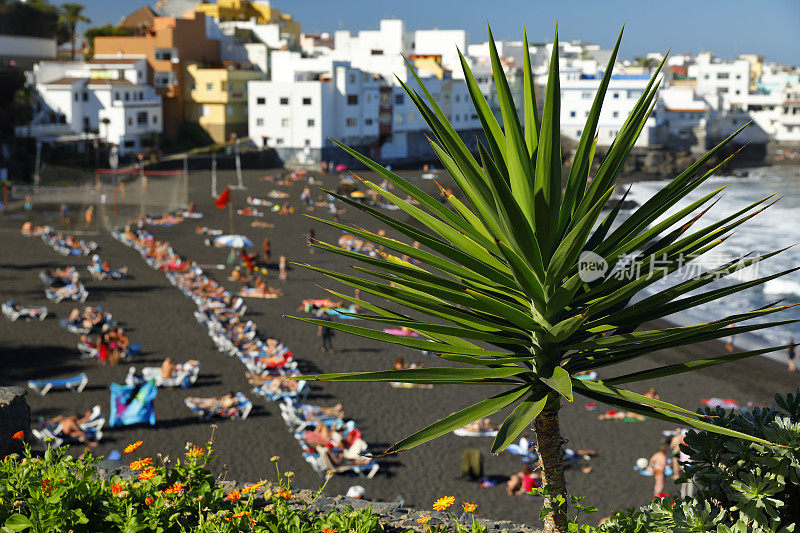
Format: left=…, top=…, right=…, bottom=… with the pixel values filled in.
left=250, top=221, right=275, bottom=228
left=185, top=392, right=238, bottom=411
left=393, top=357, right=422, bottom=370
left=303, top=422, right=340, bottom=447
left=296, top=402, right=344, bottom=419
left=229, top=266, right=250, bottom=282
left=52, top=283, right=80, bottom=298
left=195, top=226, right=223, bottom=236
left=246, top=374, right=300, bottom=393
left=598, top=388, right=658, bottom=421
left=506, top=466, right=540, bottom=496
left=21, top=222, right=52, bottom=237
left=239, top=283, right=283, bottom=299
left=323, top=442, right=372, bottom=467
left=49, top=409, right=99, bottom=447
left=460, top=418, right=498, bottom=433
left=161, top=358, right=199, bottom=379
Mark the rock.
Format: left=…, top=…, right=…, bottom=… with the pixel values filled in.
left=0, top=386, right=30, bottom=458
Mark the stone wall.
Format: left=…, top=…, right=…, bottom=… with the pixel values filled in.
left=0, top=386, right=30, bottom=457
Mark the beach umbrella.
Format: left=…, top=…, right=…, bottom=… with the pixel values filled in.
left=214, top=234, right=253, bottom=249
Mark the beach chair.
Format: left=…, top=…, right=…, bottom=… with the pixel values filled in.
left=31, top=405, right=105, bottom=448
left=28, top=373, right=88, bottom=396
left=45, top=284, right=88, bottom=303
left=314, top=445, right=379, bottom=479
left=2, top=299, right=47, bottom=322
left=184, top=393, right=252, bottom=421
left=252, top=380, right=307, bottom=402
left=126, top=362, right=200, bottom=388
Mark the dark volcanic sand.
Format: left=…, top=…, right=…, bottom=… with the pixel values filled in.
left=1, top=167, right=798, bottom=526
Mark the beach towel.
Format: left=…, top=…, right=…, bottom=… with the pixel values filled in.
left=109, top=381, right=157, bottom=427
left=702, top=398, right=740, bottom=410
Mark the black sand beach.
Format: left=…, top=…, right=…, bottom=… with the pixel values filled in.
left=1, top=167, right=797, bottom=525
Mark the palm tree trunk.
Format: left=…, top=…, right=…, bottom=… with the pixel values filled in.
left=534, top=409, right=568, bottom=533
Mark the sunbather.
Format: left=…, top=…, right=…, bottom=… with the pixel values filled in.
left=185, top=392, right=238, bottom=411
left=248, top=374, right=300, bottom=394
left=506, top=466, right=540, bottom=495
left=460, top=418, right=498, bottom=433
left=49, top=409, right=99, bottom=447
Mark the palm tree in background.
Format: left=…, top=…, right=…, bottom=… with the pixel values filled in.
left=59, top=3, right=90, bottom=60
left=290, top=26, right=797, bottom=532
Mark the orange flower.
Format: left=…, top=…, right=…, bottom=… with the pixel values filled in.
left=242, top=482, right=262, bottom=494
left=322, top=528, right=338, bottom=533
left=144, top=497, right=153, bottom=505
left=232, top=511, right=251, bottom=518
left=11, top=431, right=24, bottom=440
left=433, top=495, right=455, bottom=511
left=110, top=483, right=124, bottom=495
left=278, top=489, right=291, bottom=500
left=138, top=467, right=157, bottom=481
left=418, top=515, right=432, bottom=525
left=226, top=490, right=240, bottom=501
left=124, top=441, right=143, bottom=453
left=164, top=482, right=184, bottom=495
left=40, top=478, right=52, bottom=491
left=130, top=458, right=153, bottom=471
left=462, top=502, right=478, bottom=514
left=186, top=445, right=205, bottom=457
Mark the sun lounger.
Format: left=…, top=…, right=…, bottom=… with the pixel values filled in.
left=28, top=373, right=88, bottom=396
left=252, top=380, right=308, bottom=402
left=312, top=445, right=379, bottom=479
left=31, top=405, right=105, bottom=448
left=45, top=284, right=88, bottom=303
left=184, top=393, right=252, bottom=421
left=2, top=299, right=47, bottom=322
left=126, top=362, right=200, bottom=388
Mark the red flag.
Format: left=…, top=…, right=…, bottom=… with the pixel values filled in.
left=215, top=188, right=231, bottom=209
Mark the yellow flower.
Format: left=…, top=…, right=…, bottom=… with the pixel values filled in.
left=418, top=514, right=432, bottom=525
left=432, top=495, right=455, bottom=511
left=138, top=467, right=157, bottom=481
left=269, top=455, right=280, bottom=462
left=186, top=445, right=205, bottom=457
left=462, top=502, right=478, bottom=514
left=242, top=482, right=263, bottom=494
left=124, top=441, right=143, bottom=453
left=130, top=458, right=153, bottom=471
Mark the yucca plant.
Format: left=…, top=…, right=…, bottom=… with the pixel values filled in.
left=289, top=27, right=797, bottom=532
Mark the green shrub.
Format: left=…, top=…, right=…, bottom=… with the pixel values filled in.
left=0, top=437, right=383, bottom=533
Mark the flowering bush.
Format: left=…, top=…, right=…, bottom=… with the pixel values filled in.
left=0, top=437, right=382, bottom=533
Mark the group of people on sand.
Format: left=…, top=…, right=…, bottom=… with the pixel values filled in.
left=646, top=428, right=695, bottom=499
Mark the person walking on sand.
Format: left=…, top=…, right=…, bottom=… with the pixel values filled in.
left=307, top=228, right=315, bottom=254
left=649, top=445, right=668, bottom=499
left=316, top=309, right=334, bottom=354
left=670, top=429, right=696, bottom=498
left=278, top=255, right=287, bottom=280
left=788, top=338, right=797, bottom=372
left=60, top=203, right=69, bottom=226
left=262, top=237, right=271, bottom=264
left=84, top=205, right=94, bottom=228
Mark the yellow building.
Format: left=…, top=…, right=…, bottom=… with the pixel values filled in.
left=195, top=0, right=300, bottom=36
left=410, top=54, right=447, bottom=80
left=185, top=63, right=262, bottom=143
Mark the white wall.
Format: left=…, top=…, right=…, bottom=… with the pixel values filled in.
left=414, top=29, right=467, bottom=77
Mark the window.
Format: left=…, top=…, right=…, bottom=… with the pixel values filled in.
left=114, top=92, right=120, bottom=101
left=718, top=87, right=729, bottom=94
left=281, top=118, right=289, bottom=127
left=136, top=111, right=148, bottom=125
left=455, top=94, right=460, bottom=103
left=127, top=117, right=132, bottom=126
left=276, top=138, right=284, bottom=145
left=349, top=74, right=356, bottom=83
left=304, top=139, right=311, bottom=146
left=346, top=118, right=357, bottom=127
left=74, top=93, right=78, bottom=102
left=364, top=118, right=373, bottom=125
left=717, top=72, right=729, bottom=80
left=83, top=92, right=89, bottom=102
left=735, top=89, right=741, bottom=95
left=576, top=129, right=582, bottom=137
left=582, top=92, right=592, bottom=99
left=455, top=114, right=460, bottom=122
left=347, top=95, right=358, bottom=105
left=153, top=115, right=157, bottom=124
left=736, top=74, right=742, bottom=79
left=704, top=74, right=710, bottom=79
left=569, top=111, right=576, bottom=117
left=205, top=82, right=213, bottom=91
left=394, top=113, right=403, bottom=124
left=302, top=97, right=312, bottom=105
left=307, top=119, right=315, bottom=127
left=613, top=92, right=619, bottom=99
left=370, top=49, right=383, bottom=55
left=154, top=72, right=173, bottom=87
left=155, top=48, right=173, bottom=61
left=83, top=117, right=90, bottom=130
left=124, top=140, right=135, bottom=148
left=627, top=90, right=643, bottom=99
left=395, top=94, right=404, bottom=105
left=280, top=97, right=289, bottom=105
left=612, top=111, right=619, bottom=118
left=256, top=118, right=264, bottom=126
left=256, top=97, right=266, bottom=105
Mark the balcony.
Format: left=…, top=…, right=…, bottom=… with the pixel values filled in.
left=111, top=98, right=162, bottom=108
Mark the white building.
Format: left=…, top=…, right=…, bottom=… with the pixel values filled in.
left=657, top=86, right=711, bottom=152
left=688, top=52, right=750, bottom=111
left=559, top=74, right=660, bottom=147
left=16, top=59, right=163, bottom=154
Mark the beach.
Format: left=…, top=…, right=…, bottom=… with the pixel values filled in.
left=1, top=167, right=797, bottom=525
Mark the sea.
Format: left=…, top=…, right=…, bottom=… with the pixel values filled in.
left=619, top=165, right=800, bottom=365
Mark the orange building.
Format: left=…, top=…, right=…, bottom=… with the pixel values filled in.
left=94, top=12, right=220, bottom=140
